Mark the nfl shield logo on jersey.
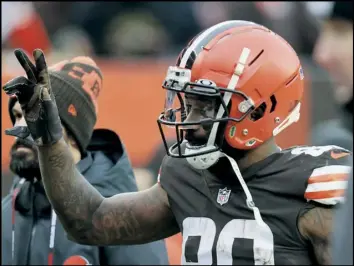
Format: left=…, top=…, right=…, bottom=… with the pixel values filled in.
left=217, top=187, right=231, bottom=206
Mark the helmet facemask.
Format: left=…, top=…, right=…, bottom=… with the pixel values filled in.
left=157, top=78, right=229, bottom=157
left=157, top=58, right=255, bottom=169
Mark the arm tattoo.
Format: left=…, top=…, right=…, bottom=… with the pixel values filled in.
left=298, top=207, right=333, bottom=265
left=90, top=187, right=180, bottom=245
left=38, top=138, right=179, bottom=245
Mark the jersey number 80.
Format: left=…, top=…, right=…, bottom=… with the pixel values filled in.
left=182, top=217, right=275, bottom=265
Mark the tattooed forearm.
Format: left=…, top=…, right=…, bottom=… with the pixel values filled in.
left=90, top=187, right=180, bottom=245
left=38, top=139, right=104, bottom=243
left=48, top=153, right=65, bottom=168
left=298, top=207, right=333, bottom=265
left=38, top=138, right=179, bottom=245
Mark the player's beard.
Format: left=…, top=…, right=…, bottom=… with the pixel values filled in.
left=185, top=129, right=209, bottom=147
left=184, top=121, right=248, bottom=161
left=9, top=138, right=41, bottom=181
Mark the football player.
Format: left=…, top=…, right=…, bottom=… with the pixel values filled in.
left=3, top=21, right=352, bottom=265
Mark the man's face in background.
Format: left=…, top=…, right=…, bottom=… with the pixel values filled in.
left=9, top=101, right=40, bottom=180
left=313, top=19, right=353, bottom=104
left=9, top=101, right=72, bottom=180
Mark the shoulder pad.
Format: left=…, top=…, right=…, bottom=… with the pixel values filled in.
left=299, top=145, right=352, bottom=205
left=305, top=164, right=352, bottom=205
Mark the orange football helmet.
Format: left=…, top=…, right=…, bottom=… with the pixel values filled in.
left=157, top=20, right=304, bottom=168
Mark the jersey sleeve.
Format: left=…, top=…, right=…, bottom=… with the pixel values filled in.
left=304, top=147, right=352, bottom=205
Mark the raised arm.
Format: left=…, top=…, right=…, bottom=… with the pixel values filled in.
left=2, top=49, right=179, bottom=245
left=39, top=138, right=179, bottom=245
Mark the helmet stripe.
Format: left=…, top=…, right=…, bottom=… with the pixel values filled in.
left=178, top=20, right=256, bottom=69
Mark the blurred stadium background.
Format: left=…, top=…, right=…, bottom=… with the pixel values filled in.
left=1, top=1, right=346, bottom=264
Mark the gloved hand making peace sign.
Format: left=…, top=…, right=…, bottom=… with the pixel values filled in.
left=3, top=49, right=63, bottom=145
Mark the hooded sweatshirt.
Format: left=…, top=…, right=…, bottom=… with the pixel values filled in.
left=2, top=129, right=169, bottom=265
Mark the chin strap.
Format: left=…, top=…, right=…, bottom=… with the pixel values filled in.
left=222, top=153, right=275, bottom=264
left=221, top=153, right=267, bottom=227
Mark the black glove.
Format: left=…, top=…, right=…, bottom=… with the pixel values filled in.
left=3, top=49, right=63, bottom=146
